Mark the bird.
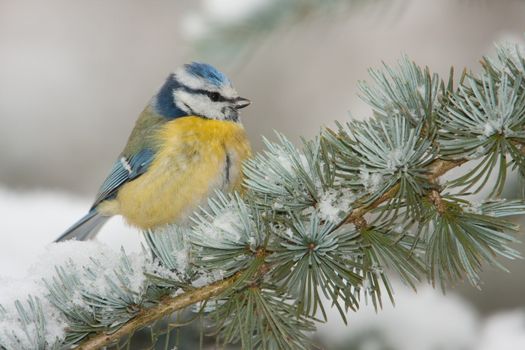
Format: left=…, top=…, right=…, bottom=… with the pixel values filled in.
left=55, top=62, right=252, bottom=242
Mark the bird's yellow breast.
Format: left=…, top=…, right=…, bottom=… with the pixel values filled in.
left=99, top=116, right=251, bottom=229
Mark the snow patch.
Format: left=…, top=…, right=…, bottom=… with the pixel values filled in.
left=275, top=150, right=295, bottom=173
left=208, top=209, right=243, bottom=242
left=318, top=188, right=355, bottom=222
left=0, top=283, right=65, bottom=349
left=386, top=147, right=414, bottom=172
left=192, top=269, right=225, bottom=288
left=0, top=186, right=142, bottom=279
left=0, top=241, right=148, bottom=348
left=483, top=118, right=505, bottom=137
left=359, top=168, right=384, bottom=193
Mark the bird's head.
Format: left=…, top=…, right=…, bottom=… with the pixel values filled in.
left=153, top=62, right=250, bottom=122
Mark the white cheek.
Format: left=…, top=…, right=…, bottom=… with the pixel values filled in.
left=173, top=90, right=228, bottom=119
left=173, top=90, right=191, bottom=113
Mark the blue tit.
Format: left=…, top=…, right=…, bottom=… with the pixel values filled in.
left=56, top=62, right=252, bottom=242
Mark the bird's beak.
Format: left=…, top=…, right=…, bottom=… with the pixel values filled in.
left=234, top=97, right=251, bottom=109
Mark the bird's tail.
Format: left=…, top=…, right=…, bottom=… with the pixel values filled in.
left=55, top=210, right=110, bottom=242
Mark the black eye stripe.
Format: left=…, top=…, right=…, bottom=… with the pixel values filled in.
left=208, top=91, right=222, bottom=102
left=179, top=86, right=233, bottom=103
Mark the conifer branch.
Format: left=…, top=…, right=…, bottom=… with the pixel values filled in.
left=342, top=158, right=467, bottom=226
left=77, top=158, right=468, bottom=349
left=77, top=274, right=240, bottom=350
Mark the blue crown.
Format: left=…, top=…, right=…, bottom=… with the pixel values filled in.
left=184, top=62, right=230, bottom=87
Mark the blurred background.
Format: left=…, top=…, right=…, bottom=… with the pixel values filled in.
left=1, top=0, right=525, bottom=348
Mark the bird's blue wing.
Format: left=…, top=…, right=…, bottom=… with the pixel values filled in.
left=92, top=148, right=155, bottom=208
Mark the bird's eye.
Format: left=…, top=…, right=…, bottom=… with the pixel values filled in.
left=209, top=92, right=221, bottom=102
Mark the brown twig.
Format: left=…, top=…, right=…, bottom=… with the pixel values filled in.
left=341, top=158, right=467, bottom=226
left=76, top=274, right=240, bottom=350
left=76, top=158, right=467, bottom=349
